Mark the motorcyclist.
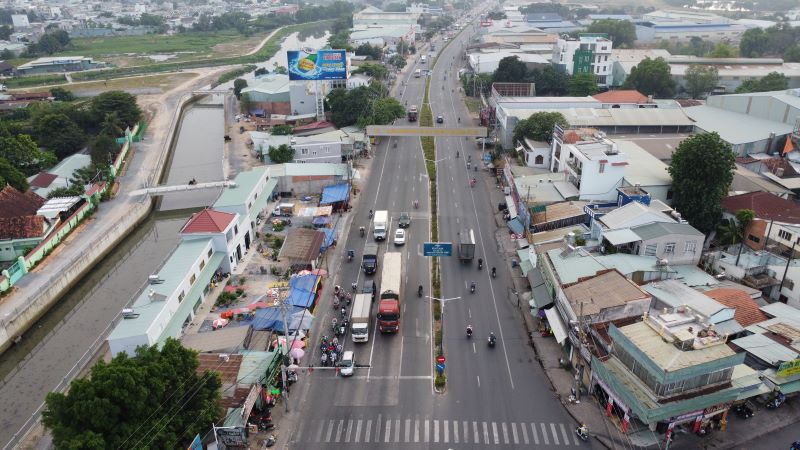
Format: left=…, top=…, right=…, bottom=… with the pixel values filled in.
left=458, top=117, right=461, bottom=123
left=491, top=267, right=496, bottom=277
left=488, top=332, right=496, bottom=344
left=418, top=285, right=423, bottom=297
left=359, top=226, right=365, bottom=237
left=456, top=151, right=459, bottom=158
left=351, top=281, right=357, bottom=291
left=478, top=258, right=483, bottom=269
left=576, top=424, right=588, bottom=439
left=369, top=209, right=373, bottom=218
left=470, top=281, right=476, bottom=292
left=466, top=325, right=473, bottom=337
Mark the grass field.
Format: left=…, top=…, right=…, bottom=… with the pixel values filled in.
left=55, top=31, right=268, bottom=67
left=464, top=97, right=481, bottom=114
left=19, top=72, right=197, bottom=96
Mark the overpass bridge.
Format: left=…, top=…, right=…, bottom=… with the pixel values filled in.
left=128, top=180, right=236, bottom=197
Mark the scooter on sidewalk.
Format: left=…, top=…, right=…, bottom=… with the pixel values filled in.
left=575, top=426, right=589, bottom=441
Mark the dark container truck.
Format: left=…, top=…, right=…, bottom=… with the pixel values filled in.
left=362, top=243, right=378, bottom=275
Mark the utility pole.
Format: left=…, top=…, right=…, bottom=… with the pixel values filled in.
left=274, top=298, right=292, bottom=413
left=778, top=241, right=796, bottom=301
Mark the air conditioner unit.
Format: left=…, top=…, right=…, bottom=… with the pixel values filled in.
left=148, top=274, right=164, bottom=284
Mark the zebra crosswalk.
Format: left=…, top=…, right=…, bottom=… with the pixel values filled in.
left=296, top=416, right=585, bottom=446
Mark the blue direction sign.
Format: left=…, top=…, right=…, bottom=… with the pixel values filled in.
left=424, top=242, right=453, bottom=257
left=436, top=363, right=446, bottom=373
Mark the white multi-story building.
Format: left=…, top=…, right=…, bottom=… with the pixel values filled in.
left=552, top=34, right=613, bottom=87
left=550, top=134, right=627, bottom=201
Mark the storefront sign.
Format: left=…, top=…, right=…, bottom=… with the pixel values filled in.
left=777, top=358, right=800, bottom=377
left=216, top=428, right=246, bottom=448
left=668, top=409, right=704, bottom=425
left=704, top=402, right=733, bottom=418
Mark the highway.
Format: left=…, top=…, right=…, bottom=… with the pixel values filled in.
left=286, top=8, right=598, bottom=449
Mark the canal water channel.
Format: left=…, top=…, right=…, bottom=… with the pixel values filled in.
left=0, top=28, right=330, bottom=447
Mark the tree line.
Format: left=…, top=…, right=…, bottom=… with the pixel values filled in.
left=0, top=91, right=141, bottom=195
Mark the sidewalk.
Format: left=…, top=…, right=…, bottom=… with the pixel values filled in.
left=486, top=164, right=800, bottom=450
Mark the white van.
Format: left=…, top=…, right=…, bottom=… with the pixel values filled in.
left=339, top=351, right=355, bottom=376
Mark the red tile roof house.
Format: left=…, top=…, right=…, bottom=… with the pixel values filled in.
left=0, top=186, right=49, bottom=262
left=180, top=208, right=252, bottom=273
left=721, top=191, right=800, bottom=254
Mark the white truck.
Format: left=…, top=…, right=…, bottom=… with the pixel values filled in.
left=351, top=293, right=372, bottom=343
left=373, top=210, right=388, bottom=240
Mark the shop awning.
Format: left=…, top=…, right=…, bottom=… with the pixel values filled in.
left=505, top=195, right=518, bottom=219
left=544, top=308, right=568, bottom=344
left=312, top=216, right=331, bottom=226
left=603, top=228, right=642, bottom=246
left=320, top=183, right=350, bottom=205
left=507, top=217, right=525, bottom=235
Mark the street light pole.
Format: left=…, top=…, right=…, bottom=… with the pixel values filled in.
left=427, top=296, right=462, bottom=355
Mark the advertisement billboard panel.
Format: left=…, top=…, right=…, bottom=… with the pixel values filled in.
left=287, top=48, right=347, bottom=81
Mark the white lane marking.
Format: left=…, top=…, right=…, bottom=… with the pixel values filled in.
left=472, top=342, right=476, bottom=353
left=355, top=420, right=362, bottom=443
left=550, top=423, right=559, bottom=445
left=521, top=422, right=529, bottom=444
left=367, top=318, right=378, bottom=381
left=335, top=419, right=344, bottom=442
left=454, top=420, right=459, bottom=444
left=398, top=335, right=404, bottom=378
left=540, top=423, right=550, bottom=445
left=492, top=421, right=499, bottom=444
left=444, top=419, right=449, bottom=443
left=482, top=421, right=489, bottom=445
left=325, top=420, right=334, bottom=442
left=375, top=415, right=381, bottom=443
left=425, top=419, right=430, bottom=443
left=472, top=421, right=479, bottom=444
left=365, top=419, right=372, bottom=443
left=463, top=420, right=469, bottom=444
left=414, top=419, right=420, bottom=443
left=476, top=375, right=480, bottom=387
left=345, top=419, right=353, bottom=442
left=434, top=419, right=440, bottom=443
left=384, top=418, right=391, bottom=443
left=394, top=419, right=401, bottom=443
left=560, top=423, right=571, bottom=446
left=531, top=423, right=540, bottom=445
left=512, top=422, right=519, bottom=445
left=468, top=307, right=472, bottom=318
left=502, top=422, right=509, bottom=444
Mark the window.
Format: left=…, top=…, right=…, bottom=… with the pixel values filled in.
left=189, top=274, right=197, bottom=285
left=234, top=225, right=239, bottom=235
left=644, top=244, right=658, bottom=256
left=604, top=55, right=608, bottom=62
left=779, top=229, right=793, bottom=241
left=534, top=155, right=544, bottom=165
left=685, top=241, right=697, bottom=252
left=664, top=242, right=676, bottom=253
left=599, top=162, right=605, bottom=173
left=748, top=235, right=761, bottom=243
left=208, top=248, right=213, bottom=257
left=199, top=259, right=205, bottom=270
left=178, top=291, right=185, bottom=303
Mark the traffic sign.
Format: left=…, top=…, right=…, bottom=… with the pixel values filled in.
left=436, top=363, right=445, bottom=373
left=424, top=242, right=453, bottom=257
left=436, top=355, right=446, bottom=364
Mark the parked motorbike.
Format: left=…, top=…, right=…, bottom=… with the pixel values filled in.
left=766, top=392, right=786, bottom=409
left=733, top=403, right=754, bottom=419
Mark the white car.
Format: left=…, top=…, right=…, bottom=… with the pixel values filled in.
left=394, top=229, right=406, bottom=246
left=339, top=351, right=355, bottom=376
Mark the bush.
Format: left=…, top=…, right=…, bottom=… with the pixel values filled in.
left=235, top=287, right=245, bottom=296
left=434, top=374, right=446, bottom=388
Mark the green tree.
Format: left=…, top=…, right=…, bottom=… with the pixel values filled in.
left=239, top=92, right=253, bottom=114
left=684, top=64, right=719, bottom=99
left=586, top=19, right=636, bottom=48
left=493, top=56, right=529, bottom=83
left=328, top=29, right=352, bottom=51
left=34, top=113, right=87, bottom=158
left=100, top=112, right=124, bottom=138
left=513, top=111, right=568, bottom=145
left=271, top=124, right=293, bottom=135
left=532, top=66, right=569, bottom=96
left=47, top=184, right=85, bottom=199
left=50, top=87, right=75, bottom=102
left=668, top=132, right=735, bottom=234
left=0, top=157, right=29, bottom=192
left=43, top=338, right=222, bottom=450
left=353, top=63, right=389, bottom=80
left=355, top=43, right=383, bottom=60
left=716, top=218, right=740, bottom=246
left=233, top=78, right=248, bottom=99
left=91, top=91, right=142, bottom=128
left=0, top=24, right=11, bottom=40
left=739, top=27, right=769, bottom=57
left=710, top=42, right=737, bottom=58
left=268, top=144, right=295, bottom=163
left=363, top=97, right=405, bottom=126
left=568, top=72, right=599, bottom=96
left=389, top=54, right=406, bottom=70
left=89, top=134, right=117, bottom=165
left=784, top=45, right=800, bottom=63
left=623, top=57, right=675, bottom=98
left=735, top=71, right=789, bottom=93
left=0, top=134, right=57, bottom=175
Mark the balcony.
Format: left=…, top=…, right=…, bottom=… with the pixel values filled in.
left=567, top=159, right=582, bottom=176
left=742, top=266, right=780, bottom=289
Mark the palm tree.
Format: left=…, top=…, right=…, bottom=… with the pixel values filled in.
left=717, top=218, right=740, bottom=246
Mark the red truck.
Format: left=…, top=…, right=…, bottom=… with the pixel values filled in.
left=407, top=105, right=418, bottom=122
left=377, top=252, right=402, bottom=333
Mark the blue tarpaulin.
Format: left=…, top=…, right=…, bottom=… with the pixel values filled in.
left=320, top=228, right=336, bottom=250
left=285, top=288, right=317, bottom=308
left=252, top=306, right=305, bottom=331
left=290, top=274, right=319, bottom=293
left=320, top=184, right=350, bottom=205
left=507, top=217, right=525, bottom=235
left=312, top=216, right=331, bottom=226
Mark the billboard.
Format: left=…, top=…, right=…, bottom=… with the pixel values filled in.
left=287, top=48, right=347, bottom=81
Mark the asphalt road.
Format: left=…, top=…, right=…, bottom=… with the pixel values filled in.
left=286, top=7, right=600, bottom=449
